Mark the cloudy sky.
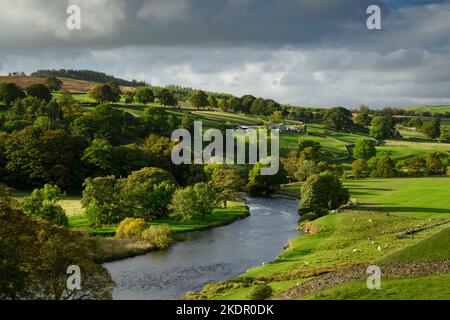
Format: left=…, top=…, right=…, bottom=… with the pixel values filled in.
left=0, top=0, right=449, bottom=108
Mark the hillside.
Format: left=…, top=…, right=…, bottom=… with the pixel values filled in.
left=401, top=105, right=450, bottom=115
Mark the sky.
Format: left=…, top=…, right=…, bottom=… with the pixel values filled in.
left=0, top=0, right=449, bottom=108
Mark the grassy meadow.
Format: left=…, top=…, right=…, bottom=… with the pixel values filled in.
left=188, top=177, right=450, bottom=300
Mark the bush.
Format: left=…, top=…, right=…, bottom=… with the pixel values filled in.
left=352, top=159, right=370, bottom=178
left=21, top=184, right=68, bottom=227
left=248, top=284, right=273, bottom=300
left=115, top=218, right=146, bottom=240
left=141, top=224, right=173, bottom=249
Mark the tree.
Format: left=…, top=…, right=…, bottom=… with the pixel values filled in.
left=407, top=117, right=423, bottom=129
left=169, top=186, right=198, bottom=222
left=354, top=105, right=371, bottom=128
left=0, top=82, right=25, bottom=107
left=82, top=138, right=121, bottom=177
left=143, top=106, right=169, bottom=135
left=281, top=151, right=301, bottom=181
left=247, top=162, right=287, bottom=195
left=4, top=126, right=87, bottom=190
left=228, top=97, right=241, bottom=113
left=209, top=167, right=245, bottom=207
left=207, top=95, right=218, bottom=110
left=370, top=116, right=393, bottom=139
left=180, top=112, right=194, bottom=132
left=135, top=87, right=154, bottom=105
left=353, top=139, right=377, bottom=160
left=158, top=89, right=177, bottom=106
left=26, top=84, right=52, bottom=102
left=123, top=92, right=134, bottom=105
left=421, top=118, right=441, bottom=140
left=299, top=172, right=349, bottom=215
left=425, top=153, right=445, bottom=175
left=294, top=160, right=321, bottom=182
left=190, top=90, right=209, bottom=110
left=107, top=81, right=122, bottom=95
left=87, top=84, right=120, bottom=104
left=0, top=209, right=114, bottom=299
left=323, top=107, right=353, bottom=131
left=82, top=176, right=132, bottom=226
left=218, top=99, right=229, bottom=112
left=45, top=77, right=63, bottom=92
left=374, top=155, right=397, bottom=177
left=352, top=159, right=370, bottom=178
left=299, top=139, right=321, bottom=153
left=170, top=183, right=216, bottom=221
left=122, top=167, right=177, bottom=219
left=192, top=182, right=217, bottom=218
left=440, top=127, right=450, bottom=142
left=269, top=111, right=283, bottom=123
left=21, top=184, right=68, bottom=226
left=240, top=95, right=256, bottom=113
left=406, top=156, right=426, bottom=176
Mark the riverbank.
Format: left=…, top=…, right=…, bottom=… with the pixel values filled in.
left=104, top=197, right=300, bottom=300
left=90, top=202, right=250, bottom=263
left=185, top=178, right=450, bottom=300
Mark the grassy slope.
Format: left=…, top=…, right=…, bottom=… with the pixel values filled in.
left=345, top=177, right=450, bottom=219
left=191, top=177, right=450, bottom=300
left=304, top=226, right=450, bottom=300
left=402, top=105, right=450, bottom=114
left=304, top=274, right=450, bottom=300
left=380, top=227, right=450, bottom=263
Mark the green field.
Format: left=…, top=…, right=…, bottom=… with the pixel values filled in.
left=345, top=177, right=450, bottom=218
left=305, top=274, right=450, bottom=300
left=402, top=105, right=450, bottom=115
left=188, top=177, right=450, bottom=300
left=380, top=227, right=450, bottom=263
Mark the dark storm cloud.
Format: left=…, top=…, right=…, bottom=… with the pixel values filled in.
left=0, top=0, right=449, bottom=107
left=0, top=0, right=389, bottom=51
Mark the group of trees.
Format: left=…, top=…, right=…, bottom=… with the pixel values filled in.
left=0, top=85, right=198, bottom=191
left=81, top=165, right=247, bottom=225
left=0, top=82, right=53, bottom=107
left=282, top=139, right=343, bottom=183
left=87, top=84, right=179, bottom=107
left=188, top=90, right=282, bottom=116
left=32, top=69, right=148, bottom=87
left=82, top=167, right=177, bottom=225
left=0, top=184, right=114, bottom=300
left=404, top=117, right=445, bottom=140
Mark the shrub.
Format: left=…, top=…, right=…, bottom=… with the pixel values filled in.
left=425, top=153, right=446, bottom=175
left=352, top=159, right=370, bottom=178
left=353, top=139, right=376, bottom=160
left=248, top=284, right=273, bottom=300
left=115, top=218, right=146, bottom=240
left=21, top=184, right=68, bottom=227
left=141, top=224, right=173, bottom=249
left=374, top=155, right=397, bottom=178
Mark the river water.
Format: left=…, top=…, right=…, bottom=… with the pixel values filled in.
left=104, top=197, right=301, bottom=300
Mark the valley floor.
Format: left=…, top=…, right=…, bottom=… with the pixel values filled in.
left=186, top=177, right=450, bottom=300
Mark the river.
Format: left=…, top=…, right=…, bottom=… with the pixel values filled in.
left=104, top=197, right=301, bottom=300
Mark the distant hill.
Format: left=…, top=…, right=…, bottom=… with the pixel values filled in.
left=401, top=105, right=450, bottom=115
left=31, top=69, right=148, bottom=87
